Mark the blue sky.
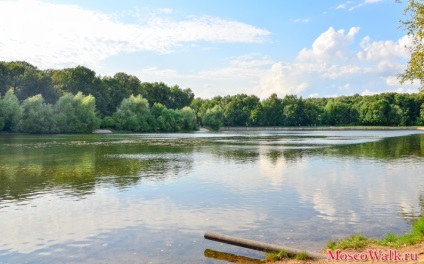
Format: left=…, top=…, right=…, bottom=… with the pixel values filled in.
left=0, top=0, right=418, bottom=99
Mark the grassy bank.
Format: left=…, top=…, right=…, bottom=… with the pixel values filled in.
left=326, top=216, right=424, bottom=250
left=264, top=216, right=424, bottom=263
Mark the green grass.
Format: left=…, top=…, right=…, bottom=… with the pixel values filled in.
left=376, top=216, right=424, bottom=247
left=325, top=234, right=370, bottom=250
left=265, top=250, right=288, bottom=262
left=265, top=250, right=310, bottom=262
left=295, top=251, right=310, bottom=260
left=325, top=216, right=424, bottom=250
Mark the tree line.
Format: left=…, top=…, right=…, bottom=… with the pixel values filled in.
left=0, top=90, right=198, bottom=133
left=194, top=92, right=424, bottom=129
left=1, top=60, right=424, bottom=133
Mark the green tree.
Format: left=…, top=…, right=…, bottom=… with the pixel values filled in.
left=151, top=103, right=192, bottom=132
left=169, top=85, right=195, bottom=110
left=196, top=96, right=223, bottom=126
left=282, top=95, right=309, bottom=126
left=179, top=106, right=199, bottom=131
left=223, top=94, right=260, bottom=126
left=50, top=66, right=110, bottom=116
left=113, top=95, right=151, bottom=132
left=156, top=108, right=183, bottom=132
left=417, top=103, right=424, bottom=124
left=18, top=94, right=57, bottom=133
left=0, top=61, right=58, bottom=103
left=103, top=72, right=141, bottom=114
left=202, top=105, right=224, bottom=131
left=0, top=89, right=22, bottom=131
left=140, top=82, right=171, bottom=108
left=261, top=93, right=283, bottom=126
left=394, top=93, right=420, bottom=125
left=323, top=100, right=351, bottom=125
left=190, top=97, right=204, bottom=125
left=150, top=103, right=167, bottom=131
left=249, top=104, right=266, bottom=126
left=54, top=92, right=100, bottom=133
left=398, top=0, right=424, bottom=90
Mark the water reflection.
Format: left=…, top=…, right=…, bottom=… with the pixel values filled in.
left=1, top=131, right=424, bottom=263
left=0, top=191, right=266, bottom=254
left=0, top=141, right=195, bottom=201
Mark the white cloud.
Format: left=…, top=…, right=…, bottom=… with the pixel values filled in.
left=139, top=53, right=274, bottom=98
left=255, top=25, right=366, bottom=98
left=255, top=26, right=418, bottom=99
left=0, top=193, right=265, bottom=254
left=141, top=54, right=273, bottom=81
left=297, top=27, right=360, bottom=62
left=349, top=0, right=383, bottom=11
left=339, top=83, right=351, bottom=90
left=322, top=64, right=367, bottom=79
left=335, top=0, right=382, bottom=11
left=228, top=53, right=275, bottom=68
left=335, top=1, right=354, bottom=10
left=361, top=89, right=375, bottom=96
left=358, top=35, right=411, bottom=61
left=361, top=87, right=418, bottom=96
left=0, top=0, right=270, bottom=69
left=136, top=26, right=417, bottom=99
left=158, top=8, right=173, bottom=14
left=140, top=67, right=185, bottom=79
left=258, top=62, right=308, bottom=98
left=292, top=18, right=311, bottom=23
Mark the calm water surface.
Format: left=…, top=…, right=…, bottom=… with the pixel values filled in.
left=1, top=130, right=424, bottom=263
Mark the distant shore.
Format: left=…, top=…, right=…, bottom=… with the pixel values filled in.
left=220, top=126, right=424, bottom=131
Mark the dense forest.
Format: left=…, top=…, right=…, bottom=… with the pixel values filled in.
left=1, top=61, right=424, bottom=133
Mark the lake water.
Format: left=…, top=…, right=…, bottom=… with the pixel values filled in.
left=1, top=130, right=424, bottom=263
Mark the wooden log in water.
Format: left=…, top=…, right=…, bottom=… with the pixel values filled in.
left=204, top=232, right=327, bottom=260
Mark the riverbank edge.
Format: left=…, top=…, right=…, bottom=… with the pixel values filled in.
left=269, top=216, right=424, bottom=263
left=220, top=126, right=424, bottom=131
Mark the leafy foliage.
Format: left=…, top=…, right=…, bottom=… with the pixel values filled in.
left=54, top=92, right=100, bottom=133
left=398, top=0, right=424, bottom=90
left=202, top=105, right=224, bottom=131
left=179, top=106, right=199, bottom=131
left=2, top=60, right=424, bottom=133
left=113, top=95, right=152, bottom=132
left=0, top=89, right=22, bottom=131
left=18, top=95, right=58, bottom=134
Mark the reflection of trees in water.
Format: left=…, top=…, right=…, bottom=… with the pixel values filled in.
left=265, top=149, right=305, bottom=164
left=319, top=134, right=424, bottom=160
left=208, top=133, right=424, bottom=166
left=0, top=143, right=194, bottom=202
left=208, top=136, right=307, bottom=164
left=207, top=133, right=424, bottom=166
left=213, top=147, right=260, bottom=163
left=1, top=133, right=423, bottom=206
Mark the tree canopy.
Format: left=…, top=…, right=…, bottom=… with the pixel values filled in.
left=1, top=60, right=424, bottom=134
left=399, top=0, right=424, bottom=90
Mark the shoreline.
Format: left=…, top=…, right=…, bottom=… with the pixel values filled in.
left=220, top=126, right=424, bottom=131
left=272, top=242, right=424, bottom=263
left=1, top=126, right=424, bottom=136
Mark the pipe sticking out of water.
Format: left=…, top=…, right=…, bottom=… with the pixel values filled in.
left=204, top=232, right=327, bottom=260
